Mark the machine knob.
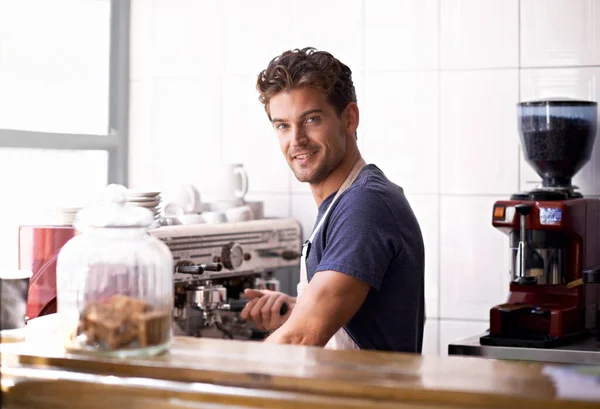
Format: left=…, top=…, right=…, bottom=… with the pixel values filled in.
left=515, top=204, right=532, bottom=216
left=221, top=242, right=244, bottom=270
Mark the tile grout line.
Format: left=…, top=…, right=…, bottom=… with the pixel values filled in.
left=149, top=0, right=159, bottom=188
left=361, top=0, right=367, bottom=157
left=218, top=0, right=225, bottom=168
left=436, top=0, right=442, bottom=356
left=517, top=0, right=522, bottom=192
left=366, top=64, right=600, bottom=75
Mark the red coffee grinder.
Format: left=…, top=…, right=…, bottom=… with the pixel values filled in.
left=483, top=99, right=600, bottom=348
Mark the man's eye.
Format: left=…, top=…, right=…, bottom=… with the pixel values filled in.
left=276, top=123, right=288, bottom=130
left=306, top=116, right=320, bottom=124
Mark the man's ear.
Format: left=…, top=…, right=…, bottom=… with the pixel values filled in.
left=344, top=102, right=359, bottom=138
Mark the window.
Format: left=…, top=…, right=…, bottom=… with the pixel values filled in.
left=0, top=0, right=130, bottom=271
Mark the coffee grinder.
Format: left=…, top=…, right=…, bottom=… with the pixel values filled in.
left=482, top=99, right=600, bottom=348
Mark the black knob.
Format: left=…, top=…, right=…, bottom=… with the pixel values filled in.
left=515, top=204, right=532, bottom=216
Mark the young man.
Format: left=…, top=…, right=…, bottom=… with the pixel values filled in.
left=240, top=47, right=425, bottom=353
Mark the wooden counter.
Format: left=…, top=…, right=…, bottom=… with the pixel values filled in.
left=1, top=336, right=599, bottom=409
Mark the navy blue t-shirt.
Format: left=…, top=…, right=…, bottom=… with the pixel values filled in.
left=306, top=164, right=425, bottom=353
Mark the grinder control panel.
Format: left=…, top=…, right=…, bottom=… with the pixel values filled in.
left=493, top=204, right=516, bottom=224
left=493, top=203, right=564, bottom=227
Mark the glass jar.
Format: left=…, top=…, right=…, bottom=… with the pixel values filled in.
left=56, top=185, right=173, bottom=358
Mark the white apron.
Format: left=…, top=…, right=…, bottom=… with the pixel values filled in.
left=296, top=158, right=367, bottom=350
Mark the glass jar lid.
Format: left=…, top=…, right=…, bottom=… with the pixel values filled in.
left=74, top=184, right=155, bottom=229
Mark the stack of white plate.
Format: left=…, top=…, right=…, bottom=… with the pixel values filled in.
left=47, top=206, right=84, bottom=226
left=125, top=190, right=162, bottom=219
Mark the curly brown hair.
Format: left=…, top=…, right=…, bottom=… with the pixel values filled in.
left=256, top=47, right=357, bottom=118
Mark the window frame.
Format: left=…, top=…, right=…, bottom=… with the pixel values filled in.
left=0, top=0, right=131, bottom=186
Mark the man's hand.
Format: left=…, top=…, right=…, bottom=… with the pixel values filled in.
left=239, top=289, right=295, bottom=331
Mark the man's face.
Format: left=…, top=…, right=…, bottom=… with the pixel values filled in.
left=269, top=87, right=347, bottom=184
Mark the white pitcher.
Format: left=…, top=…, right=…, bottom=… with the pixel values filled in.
left=218, top=163, right=249, bottom=206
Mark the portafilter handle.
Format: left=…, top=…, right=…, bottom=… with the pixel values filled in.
left=175, top=262, right=223, bottom=275
left=176, top=265, right=204, bottom=275
left=222, top=299, right=289, bottom=316
left=200, top=263, right=223, bottom=272
left=514, top=204, right=533, bottom=283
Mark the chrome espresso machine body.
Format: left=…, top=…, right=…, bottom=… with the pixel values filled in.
left=149, top=218, right=301, bottom=340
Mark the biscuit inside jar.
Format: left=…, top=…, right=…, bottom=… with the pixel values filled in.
left=75, top=294, right=170, bottom=350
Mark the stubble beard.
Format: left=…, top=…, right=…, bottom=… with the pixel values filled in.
left=290, top=151, right=344, bottom=185
left=289, top=128, right=347, bottom=185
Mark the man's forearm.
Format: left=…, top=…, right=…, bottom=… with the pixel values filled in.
left=265, top=313, right=329, bottom=346
left=265, top=282, right=343, bottom=346
left=263, top=271, right=369, bottom=347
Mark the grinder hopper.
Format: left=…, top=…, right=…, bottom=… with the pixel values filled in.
left=518, top=99, right=598, bottom=190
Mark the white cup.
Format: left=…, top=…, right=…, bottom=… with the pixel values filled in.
left=177, top=185, right=202, bottom=214
left=212, top=199, right=241, bottom=213
left=202, top=211, right=227, bottom=224
left=225, top=206, right=254, bottom=223
left=177, top=213, right=205, bottom=225
left=163, top=202, right=185, bottom=217
left=163, top=185, right=202, bottom=215
left=218, top=164, right=248, bottom=203
left=245, top=201, right=265, bottom=220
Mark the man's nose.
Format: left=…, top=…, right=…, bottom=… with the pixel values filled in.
left=290, top=125, right=308, bottom=146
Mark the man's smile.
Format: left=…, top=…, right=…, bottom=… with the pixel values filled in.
left=293, top=151, right=318, bottom=160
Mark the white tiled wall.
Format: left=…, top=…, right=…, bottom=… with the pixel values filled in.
left=129, top=0, right=600, bottom=356
left=439, top=70, right=520, bottom=195
left=440, top=0, right=519, bottom=69
left=439, top=196, right=512, bottom=321
left=520, top=0, right=600, bottom=67
left=363, top=71, right=439, bottom=194
left=364, top=0, right=439, bottom=71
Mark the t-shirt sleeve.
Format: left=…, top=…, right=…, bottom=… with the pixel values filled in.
left=314, top=187, right=401, bottom=290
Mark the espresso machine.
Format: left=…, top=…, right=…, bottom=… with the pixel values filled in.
left=149, top=218, right=301, bottom=340
left=18, top=215, right=301, bottom=342
left=481, top=99, right=600, bottom=348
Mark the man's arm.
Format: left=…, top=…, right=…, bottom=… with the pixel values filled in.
left=264, top=270, right=370, bottom=346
